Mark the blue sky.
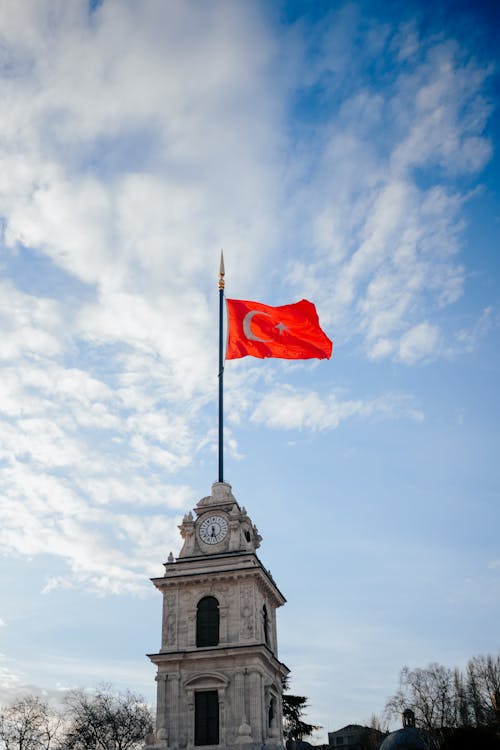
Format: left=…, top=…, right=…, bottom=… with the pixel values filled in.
left=0, top=0, right=499, bottom=739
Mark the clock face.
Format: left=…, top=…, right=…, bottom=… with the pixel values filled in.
left=199, top=515, right=228, bottom=545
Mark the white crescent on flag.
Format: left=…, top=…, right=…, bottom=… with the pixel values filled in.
left=242, top=310, right=272, bottom=342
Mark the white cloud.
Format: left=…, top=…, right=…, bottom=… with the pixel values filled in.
left=0, top=0, right=283, bottom=297
left=0, top=2, right=493, bottom=593
left=455, top=306, right=497, bottom=353
left=391, top=41, right=492, bottom=175
left=396, top=322, right=441, bottom=364
left=368, top=337, right=396, bottom=360
left=0, top=343, right=197, bottom=593
left=0, top=468, right=180, bottom=595
left=0, top=664, right=23, bottom=693
left=251, top=386, right=424, bottom=431
left=285, top=23, right=492, bottom=364
left=0, top=281, right=64, bottom=360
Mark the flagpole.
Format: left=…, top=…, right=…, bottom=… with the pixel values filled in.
left=218, top=252, right=225, bottom=483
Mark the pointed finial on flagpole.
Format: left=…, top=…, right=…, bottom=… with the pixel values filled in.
left=219, top=250, right=225, bottom=290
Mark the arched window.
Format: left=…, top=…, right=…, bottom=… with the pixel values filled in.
left=263, top=604, right=269, bottom=646
left=196, top=596, right=219, bottom=647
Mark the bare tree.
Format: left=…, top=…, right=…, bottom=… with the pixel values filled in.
left=59, top=685, right=153, bottom=750
left=453, top=667, right=469, bottom=728
left=368, top=714, right=387, bottom=732
left=384, top=663, right=458, bottom=735
left=0, top=695, right=61, bottom=750
left=466, top=653, right=500, bottom=726
left=384, top=652, right=500, bottom=741
left=358, top=717, right=389, bottom=750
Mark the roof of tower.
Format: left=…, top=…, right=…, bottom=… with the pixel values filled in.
left=196, top=481, right=237, bottom=508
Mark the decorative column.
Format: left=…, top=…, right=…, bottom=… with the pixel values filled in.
left=163, top=593, right=178, bottom=650
left=219, top=602, right=228, bottom=643
left=169, top=673, right=180, bottom=746
left=218, top=688, right=226, bottom=748
left=261, top=682, right=267, bottom=744
left=187, top=607, right=196, bottom=648
left=277, top=685, right=284, bottom=742
left=229, top=516, right=240, bottom=551
left=271, top=607, right=277, bottom=654
left=155, top=674, right=168, bottom=732
left=249, top=671, right=263, bottom=743
left=235, top=669, right=252, bottom=743
left=234, top=669, right=246, bottom=724
left=161, top=595, right=168, bottom=651
left=186, top=690, right=194, bottom=750
left=240, top=585, right=255, bottom=642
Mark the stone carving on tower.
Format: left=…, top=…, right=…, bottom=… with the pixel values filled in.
left=146, top=481, right=288, bottom=750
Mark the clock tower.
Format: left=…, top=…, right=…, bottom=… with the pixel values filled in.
left=146, top=480, right=288, bottom=750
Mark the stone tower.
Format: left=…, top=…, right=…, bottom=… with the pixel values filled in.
left=146, top=481, right=288, bottom=750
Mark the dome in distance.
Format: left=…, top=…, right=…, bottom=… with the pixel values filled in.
left=380, top=709, right=430, bottom=750
left=379, top=726, right=429, bottom=750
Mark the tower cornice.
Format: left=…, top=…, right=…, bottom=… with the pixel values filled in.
left=152, top=554, right=286, bottom=607
left=147, top=642, right=289, bottom=677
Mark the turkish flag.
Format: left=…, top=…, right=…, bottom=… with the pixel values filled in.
left=226, top=298, right=332, bottom=360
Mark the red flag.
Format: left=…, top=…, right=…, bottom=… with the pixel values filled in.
left=226, top=298, right=332, bottom=360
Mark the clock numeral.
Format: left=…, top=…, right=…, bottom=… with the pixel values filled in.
left=199, top=515, right=228, bottom=545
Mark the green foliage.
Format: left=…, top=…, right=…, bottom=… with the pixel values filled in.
left=282, top=677, right=321, bottom=741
